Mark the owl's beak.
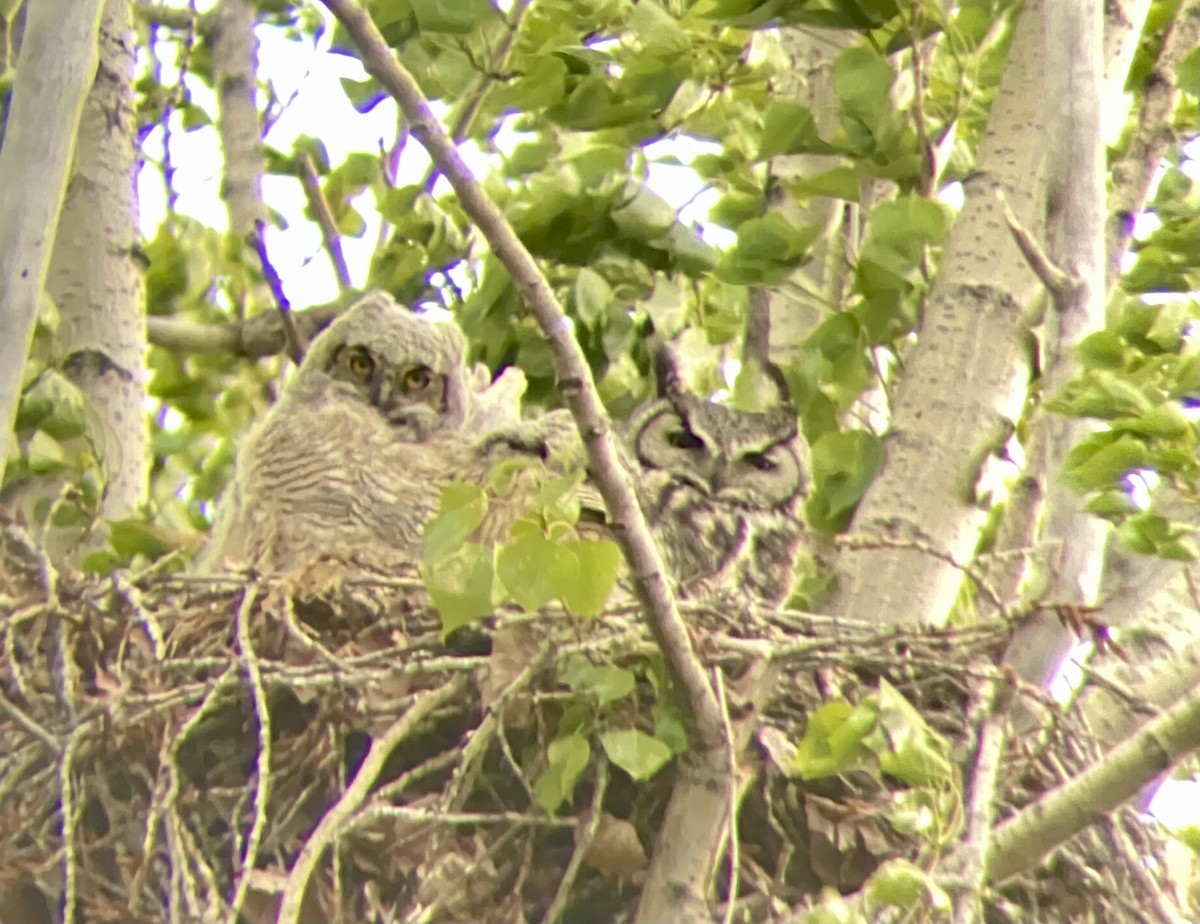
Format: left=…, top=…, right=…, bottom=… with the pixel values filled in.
left=708, top=458, right=730, bottom=493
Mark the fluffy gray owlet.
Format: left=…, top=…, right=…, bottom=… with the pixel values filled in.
left=196, top=291, right=476, bottom=574
left=625, top=350, right=810, bottom=608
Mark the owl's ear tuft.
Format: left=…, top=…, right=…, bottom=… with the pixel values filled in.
left=652, top=343, right=686, bottom=399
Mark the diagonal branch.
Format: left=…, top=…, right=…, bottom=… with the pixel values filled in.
left=316, top=3, right=728, bottom=919
left=986, top=674, right=1200, bottom=882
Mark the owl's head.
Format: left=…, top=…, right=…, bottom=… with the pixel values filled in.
left=289, top=291, right=469, bottom=439
left=628, top=348, right=809, bottom=510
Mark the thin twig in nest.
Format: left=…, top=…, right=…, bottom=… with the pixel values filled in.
left=276, top=677, right=468, bottom=924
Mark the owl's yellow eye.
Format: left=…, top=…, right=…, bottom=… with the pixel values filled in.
left=403, top=366, right=434, bottom=391
left=346, top=348, right=375, bottom=379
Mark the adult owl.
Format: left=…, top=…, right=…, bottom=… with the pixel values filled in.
left=197, top=292, right=483, bottom=574
left=625, top=349, right=810, bottom=608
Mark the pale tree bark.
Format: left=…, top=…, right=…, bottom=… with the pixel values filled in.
left=1001, top=0, right=1108, bottom=695
left=0, top=0, right=105, bottom=487
left=210, top=0, right=263, bottom=242
left=985, top=0, right=1152, bottom=606
left=37, top=0, right=146, bottom=561
left=828, top=0, right=1045, bottom=628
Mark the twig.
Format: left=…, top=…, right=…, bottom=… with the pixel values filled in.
left=948, top=666, right=1013, bottom=924
left=836, top=532, right=1009, bottom=616
left=418, top=0, right=534, bottom=194
left=275, top=677, right=467, bottom=924
left=226, top=586, right=270, bottom=924
left=0, top=688, right=61, bottom=755
left=715, top=669, right=740, bottom=924
left=296, top=152, right=353, bottom=292
left=60, top=725, right=84, bottom=924
left=995, top=189, right=1076, bottom=297
left=250, top=220, right=306, bottom=363
left=541, top=755, right=609, bottom=924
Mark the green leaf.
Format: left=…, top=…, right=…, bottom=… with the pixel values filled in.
left=560, top=655, right=636, bottom=706
left=1076, top=331, right=1127, bottom=369
left=865, top=860, right=951, bottom=914
left=1111, top=404, right=1193, bottom=438
left=573, top=267, right=614, bottom=326
left=873, top=680, right=955, bottom=787
left=792, top=700, right=875, bottom=779
left=560, top=539, right=622, bottom=617
left=534, top=733, right=591, bottom=813
left=422, top=543, right=495, bottom=633
left=1060, top=434, right=1150, bottom=493
left=497, top=533, right=578, bottom=612
left=600, top=728, right=673, bottom=781
left=108, top=518, right=178, bottom=561
left=16, top=371, right=88, bottom=440
left=653, top=702, right=689, bottom=755
left=410, top=0, right=498, bottom=33
left=787, top=167, right=861, bottom=201
left=26, top=431, right=65, bottom=474
left=758, top=101, right=834, bottom=159
left=1179, top=46, right=1200, bottom=96
left=423, top=482, right=487, bottom=565
left=628, top=1, right=690, bottom=56
left=339, top=76, right=388, bottom=113
left=715, top=212, right=819, bottom=284
left=834, top=46, right=894, bottom=145
left=807, top=430, right=884, bottom=530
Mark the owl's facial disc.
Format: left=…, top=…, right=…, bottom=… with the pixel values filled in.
left=715, top=443, right=801, bottom=508
left=374, top=363, right=445, bottom=416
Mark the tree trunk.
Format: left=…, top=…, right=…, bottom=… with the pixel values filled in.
left=43, top=0, right=146, bottom=560
left=211, top=0, right=263, bottom=243
left=829, top=0, right=1046, bottom=628
left=0, top=0, right=104, bottom=487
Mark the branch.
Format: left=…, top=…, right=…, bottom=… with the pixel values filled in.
left=418, top=0, right=533, bottom=194
left=996, top=190, right=1075, bottom=297
left=250, top=221, right=306, bottom=363
left=133, top=2, right=205, bottom=32
left=986, top=675, right=1200, bottom=882
left=146, top=304, right=339, bottom=358
left=948, top=668, right=1013, bottom=924
left=275, top=678, right=467, bottom=924
left=296, top=152, right=353, bottom=292
left=316, top=3, right=727, bottom=918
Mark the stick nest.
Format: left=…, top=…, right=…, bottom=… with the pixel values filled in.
left=0, top=524, right=1180, bottom=923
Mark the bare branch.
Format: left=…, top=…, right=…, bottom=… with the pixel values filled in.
left=296, top=152, right=353, bottom=292
left=418, top=0, right=533, bottom=194
left=316, top=4, right=727, bottom=917
left=146, top=305, right=339, bottom=359
left=987, top=675, right=1200, bottom=882
left=250, top=221, right=307, bottom=364
left=133, top=2, right=204, bottom=32
left=948, top=668, right=1013, bottom=924
left=996, top=190, right=1075, bottom=296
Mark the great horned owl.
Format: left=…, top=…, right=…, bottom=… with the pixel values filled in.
left=626, top=350, right=809, bottom=607
left=197, top=292, right=480, bottom=574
